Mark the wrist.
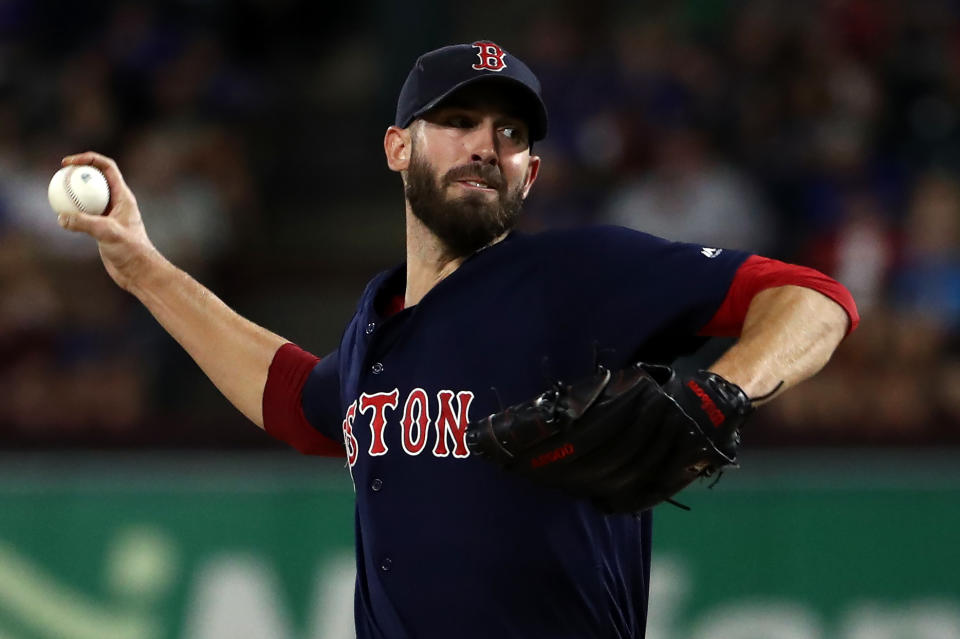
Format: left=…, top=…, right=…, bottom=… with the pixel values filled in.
left=671, top=369, right=753, bottom=433
left=124, top=246, right=173, bottom=298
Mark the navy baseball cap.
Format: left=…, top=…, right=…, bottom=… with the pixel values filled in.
left=395, top=41, right=548, bottom=142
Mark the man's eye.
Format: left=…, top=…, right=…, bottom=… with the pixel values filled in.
left=448, top=116, right=472, bottom=128
left=501, top=127, right=527, bottom=144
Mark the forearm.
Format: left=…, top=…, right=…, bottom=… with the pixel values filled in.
left=708, top=285, right=849, bottom=403
left=129, top=251, right=288, bottom=428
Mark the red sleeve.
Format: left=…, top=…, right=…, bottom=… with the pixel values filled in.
left=262, top=343, right=346, bottom=457
left=699, top=255, right=860, bottom=337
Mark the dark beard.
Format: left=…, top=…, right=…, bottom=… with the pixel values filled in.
left=405, top=151, right=524, bottom=259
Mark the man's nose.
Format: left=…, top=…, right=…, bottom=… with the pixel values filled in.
left=466, top=123, right=499, bottom=166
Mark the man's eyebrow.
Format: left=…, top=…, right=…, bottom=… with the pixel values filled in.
left=444, top=105, right=528, bottom=124
left=427, top=104, right=530, bottom=134
left=497, top=115, right=528, bottom=127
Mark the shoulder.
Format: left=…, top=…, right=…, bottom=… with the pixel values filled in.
left=508, top=225, right=752, bottom=295
left=508, top=224, right=672, bottom=256
left=509, top=225, right=731, bottom=267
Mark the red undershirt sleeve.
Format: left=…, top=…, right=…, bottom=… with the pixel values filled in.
left=699, top=255, right=860, bottom=337
left=262, top=343, right=346, bottom=456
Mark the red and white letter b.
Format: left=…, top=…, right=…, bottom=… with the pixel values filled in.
left=472, top=42, right=507, bottom=72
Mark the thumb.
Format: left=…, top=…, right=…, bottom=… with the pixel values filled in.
left=57, top=211, right=113, bottom=240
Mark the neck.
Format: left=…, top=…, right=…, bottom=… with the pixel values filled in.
left=403, top=205, right=510, bottom=307
left=404, top=208, right=467, bottom=307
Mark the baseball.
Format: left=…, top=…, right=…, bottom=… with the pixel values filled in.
left=48, top=165, right=110, bottom=216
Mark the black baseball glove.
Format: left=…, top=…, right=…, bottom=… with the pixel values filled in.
left=465, top=362, right=753, bottom=513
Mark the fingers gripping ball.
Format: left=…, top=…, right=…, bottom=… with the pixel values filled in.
left=465, top=363, right=753, bottom=514
left=48, top=165, right=110, bottom=216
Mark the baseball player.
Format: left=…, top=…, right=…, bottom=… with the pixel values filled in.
left=59, top=41, right=858, bottom=639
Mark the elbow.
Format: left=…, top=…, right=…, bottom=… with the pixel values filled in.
left=809, top=294, right=850, bottom=371
left=823, top=292, right=854, bottom=343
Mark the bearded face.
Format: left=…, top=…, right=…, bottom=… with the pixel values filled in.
left=404, top=142, right=525, bottom=259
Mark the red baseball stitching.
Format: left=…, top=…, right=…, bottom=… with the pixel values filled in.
left=62, top=166, right=87, bottom=213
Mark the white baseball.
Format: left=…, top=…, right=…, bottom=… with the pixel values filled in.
left=48, top=165, right=111, bottom=216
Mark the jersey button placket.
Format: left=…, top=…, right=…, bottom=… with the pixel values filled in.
left=365, top=322, right=376, bottom=335
left=371, top=478, right=383, bottom=492
left=380, top=557, right=392, bottom=572
left=371, top=362, right=384, bottom=374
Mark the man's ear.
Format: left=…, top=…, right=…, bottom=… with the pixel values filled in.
left=521, top=154, right=541, bottom=199
left=385, top=125, right=411, bottom=172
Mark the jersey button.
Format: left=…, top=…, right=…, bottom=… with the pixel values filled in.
left=380, top=557, right=392, bottom=572
left=371, top=478, right=383, bottom=491
left=371, top=362, right=384, bottom=374
left=365, top=322, right=376, bottom=334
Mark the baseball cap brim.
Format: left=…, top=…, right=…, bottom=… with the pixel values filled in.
left=405, top=75, right=548, bottom=143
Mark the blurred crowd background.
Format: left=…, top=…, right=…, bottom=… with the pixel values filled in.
left=1, top=0, right=958, bottom=450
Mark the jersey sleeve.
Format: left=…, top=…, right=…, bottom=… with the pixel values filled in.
left=262, top=343, right=345, bottom=456
left=699, top=255, right=860, bottom=337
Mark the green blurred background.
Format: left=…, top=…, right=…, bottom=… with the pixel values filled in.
left=0, top=453, right=955, bottom=639
left=1, top=0, right=959, bottom=637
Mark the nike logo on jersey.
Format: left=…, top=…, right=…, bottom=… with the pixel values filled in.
left=701, top=247, right=723, bottom=258
left=341, top=388, right=476, bottom=469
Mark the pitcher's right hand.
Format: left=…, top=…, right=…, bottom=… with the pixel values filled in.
left=58, top=151, right=161, bottom=292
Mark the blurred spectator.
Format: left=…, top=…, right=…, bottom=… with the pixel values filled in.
left=0, top=233, right=59, bottom=347
left=761, top=171, right=960, bottom=443
left=0, top=233, right=146, bottom=437
left=890, top=171, right=960, bottom=331
left=801, top=190, right=899, bottom=313
left=603, top=125, right=776, bottom=253
left=119, top=124, right=233, bottom=272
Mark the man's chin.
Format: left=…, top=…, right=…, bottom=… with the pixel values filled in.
left=407, top=174, right=520, bottom=257
left=424, top=210, right=510, bottom=258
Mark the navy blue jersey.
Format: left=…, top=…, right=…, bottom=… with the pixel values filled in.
left=301, top=225, right=750, bottom=639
